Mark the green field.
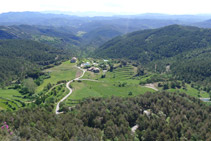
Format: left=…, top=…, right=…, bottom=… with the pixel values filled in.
left=0, top=61, right=81, bottom=111
left=63, top=63, right=210, bottom=106
left=65, top=80, right=155, bottom=106
left=167, top=84, right=209, bottom=98
left=36, top=61, right=80, bottom=93
left=0, top=88, right=28, bottom=110
left=64, top=65, right=155, bottom=106
left=32, top=35, right=61, bottom=43
left=44, top=84, right=69, bottom=104
left=73, top=80, right=153, bottom=99
left=82, top=65, right=139, bottom=83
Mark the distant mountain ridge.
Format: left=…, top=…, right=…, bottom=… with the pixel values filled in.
left=0, top=25, right=81, bottom=54
left=2, top=11, right=211, bottom=50
left=1, top=11, right=211, bottom=29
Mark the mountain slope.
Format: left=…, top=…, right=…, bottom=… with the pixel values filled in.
left=192, top=19, right=211, bottom=28
left=0, top=25, right=82, bottom=57
left=81, top=26, right=122, bottom=48
left=0, top=25, right=80, bottom=45
left=0, top=39, right=66, bottom=86
left=95, top=25, right=211, bottom=62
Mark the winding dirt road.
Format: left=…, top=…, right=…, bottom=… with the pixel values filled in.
left=144, top=83, right=158, bottom=91
left=55, top=67, right=86, bottom=114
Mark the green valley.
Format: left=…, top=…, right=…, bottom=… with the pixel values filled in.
left=0, top=11, right=210, bottom=141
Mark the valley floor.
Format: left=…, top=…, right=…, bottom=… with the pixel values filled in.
left=0, top=59, right=210, bottom=111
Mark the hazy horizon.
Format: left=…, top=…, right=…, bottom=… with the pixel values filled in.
left=1, top=0, right=211, bottom=16
left=1, top=11, right=211, bottom=18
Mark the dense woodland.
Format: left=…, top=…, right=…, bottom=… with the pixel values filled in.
left=171, top=48, right=211, bottom=85
left=0, top=39, right=66, bottom=86
left=0, top=92, right=210, bottom=140
left=95, top=25, right=211, bottom=62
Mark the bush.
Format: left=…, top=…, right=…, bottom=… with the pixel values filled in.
left=128, top=91, right=133, bottom=96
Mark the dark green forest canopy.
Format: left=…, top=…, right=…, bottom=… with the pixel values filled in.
left=171, top=48, right=211, bottom=82
left=95, top=25, right=211, bottom=61
left=0, top=92, right=210, bottom=140
left=0, top=39, right=67, bottom=86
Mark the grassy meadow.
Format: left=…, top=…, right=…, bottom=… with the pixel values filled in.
left=36, top=61, right=80, bottom=93
left=167, top=84, right=209, bottom=98
left=65, top=80, right=155, bottom=105
left=0, top=88, right=28, bottom=110
left=64, top=64, right=155, bottom=106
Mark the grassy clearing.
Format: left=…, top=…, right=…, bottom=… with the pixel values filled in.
left=83, top=65, right=139, bottom=83
left=82, top=70, right=103, bottom=80
left=167, top=84, right=209, bottom=98
left=64, top=80, right=154, bottom=106
left=32, top=35, right=61, bottom=43
left=104, top=65, right=135, bottom=81
left=76, top=31, right=86, bottom=37
left=36, top=61, right=79, bottom=93
left=44, top=84, right=69, bottom=104
left=70, top=81, right=154, bottom=99
left=64, top=65, right=155, bottom=106
left=0, top=88, right=28, bottom=110
left=0, top=89, right=27, bottom=101
left=204, top=102, right=211, bottom=106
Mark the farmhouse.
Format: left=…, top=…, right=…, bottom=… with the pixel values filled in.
left=93, top=68, right=100, bottom=73
left=70, top=57, right=77, bottom=63
left=88, top=67, right=100, bottom=73
left=88, top=67, right=95, bottom=71
left=81, top=62, right=91, bottom=68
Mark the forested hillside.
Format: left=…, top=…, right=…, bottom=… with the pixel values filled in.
left=171, top=48, right=211, bottom=83
left=0, top=25, right=81, bottom=52
left=0, top=40, right=66, bottom=86
left=95, top=25, right=211, bottom=61
left=95, top=25, right=211, bottom=85
left=0, top=92, right=210, bottom=140
left=80, top=26, right=122, bottom=50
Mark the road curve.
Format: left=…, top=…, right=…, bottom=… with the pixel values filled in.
left=144, top=83, right=158, bottom=91
left=55, top=67, right=86, bottom=114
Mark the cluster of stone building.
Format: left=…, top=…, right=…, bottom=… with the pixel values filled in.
left=70, top=57, right=100, bottom=73
left=87, top=67, right=100, bottom=73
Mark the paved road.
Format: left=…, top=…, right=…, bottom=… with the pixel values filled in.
left=55, top=67, right=86, bottom=114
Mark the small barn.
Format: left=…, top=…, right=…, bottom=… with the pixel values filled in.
left=88, top=67, right=95, bottom=71
left=93, top=68, right=100, bottom=73
left=70, top=57, right=77, bottom=63
left=87, top=67, right=100, bottom=73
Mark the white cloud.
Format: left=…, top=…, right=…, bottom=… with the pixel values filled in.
left=0, top=0, right=211, bottom=14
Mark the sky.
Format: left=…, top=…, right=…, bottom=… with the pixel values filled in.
left=1, top=0, right=211, bottom=15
